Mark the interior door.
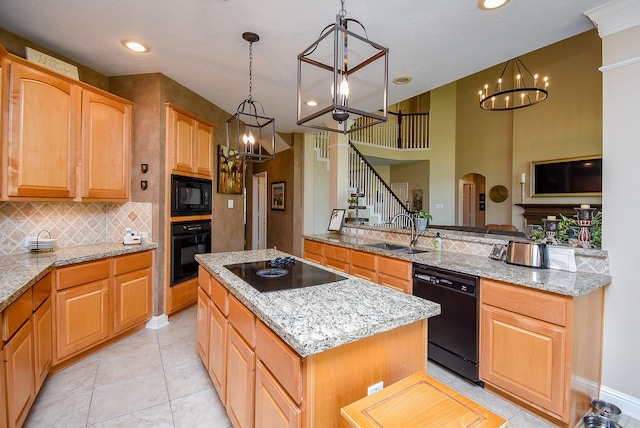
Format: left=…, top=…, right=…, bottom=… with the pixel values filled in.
left=463, top=183, right=477, bottom=227
left=252, top=172, right=267, bottom=250
left=391, top=182, right=409, bottom=208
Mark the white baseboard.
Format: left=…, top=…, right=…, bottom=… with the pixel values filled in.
left=600, top=384, right=640, bottom=420
left=145, top=314, right=169, bottom=330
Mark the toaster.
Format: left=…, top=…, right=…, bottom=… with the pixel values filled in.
left=505, top=241, right=547, bottom=268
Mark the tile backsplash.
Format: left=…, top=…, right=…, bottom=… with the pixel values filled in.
left=0, top=201, right=153, bottom=255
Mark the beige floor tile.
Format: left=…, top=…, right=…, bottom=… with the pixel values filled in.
left=87, top=402, right=174, bottom=428
left=160, top=339, right=200, bottom=370
left=157, top=309, right=197, bottom=347
left=37, top=356, right=99, bottom=399
left=95, top=345, right=163, bottom=386
left=170, top=387, right=231, bottom=428
left=87, top=369, right=169, bottom=425
left=24, top=388, right=93, bottom=428
left=448, top=377, right=522, bottom=421
left=164, top=360, right=213, bottom=400
left=97, top=328, right=159, bottom=360
left=506, top=410, right=558, bottom=427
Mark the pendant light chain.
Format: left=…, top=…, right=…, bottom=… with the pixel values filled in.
left=248, top=40, right=253, bottom=102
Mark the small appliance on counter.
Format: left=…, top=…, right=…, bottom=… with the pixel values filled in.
left=505, top=240, right=547, bottom=268
left=123, top=228, right=141, bottom=245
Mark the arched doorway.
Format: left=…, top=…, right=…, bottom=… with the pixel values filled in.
left=459, top=173, right=486, bottom=227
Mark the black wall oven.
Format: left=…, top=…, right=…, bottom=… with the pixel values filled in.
left=171, top=174, right=212, bottom=216
left=170, top=220, right=211, bottom=286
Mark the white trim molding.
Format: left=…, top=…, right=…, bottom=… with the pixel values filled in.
left=600, top=56, right=640, bottom=72
left=145, top=314, right=169, bottom=329
left=600, top=384, right=640, bottom=420
left=585, top=0, right=640, bottom=37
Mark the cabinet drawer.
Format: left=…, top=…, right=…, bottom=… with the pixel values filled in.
left=378, top=273, right=411, bottom=294
left=210, top=276, right=228, bottom=315
left=56, top=259, right=110, bottom=290
left=256, top=320, right=302, bottom=404
left=377, top=256, right=411, bottom=281
left=114, top=251, right=152, bottom=275
left=350, top=265, right=377, bottom=282
left=228, top=294, right=255, bottom=347
left=325, top=257, right=350, bottom=273
left=2, top=289, right=32, bottom=341
left=350, top=250, right=376, bottom=270
left=33, top=272, right=52, bottom=310
left=324, top=244, right=349, bottom=262
left=303, top=240, right=324, bottom=258
left=481, top=278, right=568, bottom=326
left=198, top=265, right=212, bottom=297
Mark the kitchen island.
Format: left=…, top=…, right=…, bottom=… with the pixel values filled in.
left=195, top=249, right=440, bottom=428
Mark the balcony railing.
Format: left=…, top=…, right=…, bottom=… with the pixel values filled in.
left=350, top=110, right=429, bottom=149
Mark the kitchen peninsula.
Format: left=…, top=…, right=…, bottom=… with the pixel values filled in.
left=304, top=226, right=611, bottom=427
left=195, top=249, right=440, bottom=428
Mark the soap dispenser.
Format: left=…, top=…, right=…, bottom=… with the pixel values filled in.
left=434, top=233, right=442, bottom=250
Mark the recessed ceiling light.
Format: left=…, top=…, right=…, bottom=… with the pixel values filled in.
left=306, top=100, right=318, bottom=107
left=393, top=75, right=412, bottom=85
left=478, top=0, right=510, bottom=10
left=122, top=40, right=149, bottom=53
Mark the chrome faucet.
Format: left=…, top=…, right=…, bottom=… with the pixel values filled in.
left=391, top=213, right=418, bottom=248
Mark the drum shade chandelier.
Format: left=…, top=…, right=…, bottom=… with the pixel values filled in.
left=297, top=0, right=389, bottom=134
left=479, top=57, right=549, bottom=111
left=226, top=32, right=276, bottom=162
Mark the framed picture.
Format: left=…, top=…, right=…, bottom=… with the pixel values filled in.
left=489, top=243, right=506, bottom=260
left=217, top=145, right=244, bottom=194
left=271, top=181, right=285, bottom=210
left=328, top=209, right=346, bottom=232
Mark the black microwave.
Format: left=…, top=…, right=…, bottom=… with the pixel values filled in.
left=171, top=175, right=212, bottom=216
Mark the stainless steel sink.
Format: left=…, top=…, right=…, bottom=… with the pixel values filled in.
left=393, top=247, right=428, bottom=254
left=365, top=243, right=428, bottom=254
left=365, top=243, right=407, bottom=251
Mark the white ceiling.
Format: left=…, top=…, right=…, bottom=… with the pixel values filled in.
left=0, top=0, right=609, bottom=134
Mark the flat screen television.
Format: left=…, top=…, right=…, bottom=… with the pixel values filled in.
left=532, top=156, right=602, bottom=196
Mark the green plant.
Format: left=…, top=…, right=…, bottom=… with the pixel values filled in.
left=590, top=211, right=602, bottom=247
left=555, top=214, right=578, bottom=243
left=416, top=210, right=433, bottom=221
left=530, top=227, right=546, bottom=242
left=347, top=197, right=359, bottom=206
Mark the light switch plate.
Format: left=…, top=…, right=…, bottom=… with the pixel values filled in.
left=228, top=199, right=234, bottom=209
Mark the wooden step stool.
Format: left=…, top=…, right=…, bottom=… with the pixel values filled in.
left=340, top=371, right=508, bottom=428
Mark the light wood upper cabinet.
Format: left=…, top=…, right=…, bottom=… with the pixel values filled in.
left=7, top=62, right=80, bottom=199
left=81, top=89, right=131, bottom=201
left=167, top=104, right=215, bottom=178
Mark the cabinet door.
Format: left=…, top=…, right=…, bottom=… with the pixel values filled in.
left=56, top=279, right=110, bottom=360
left=5, top=319, right=35, bottom=428
left=255, top=361, right=301, bottom=428
left=8, top=62, right=80, bottom=198
left=226, top=327, right=255, bottom=428
left=208, top=299, right=227, bottom=404
left=113, top=267, right=152, bottom=333
left=81, top=89, right=131, bottom=200
left=195, top=121, right=214, bottom=177
left=480, top=304, right=565, bottom=416
left=170, top=109, right=195, bottom=174
left=33, top=297, right=52, bottom=394
left=0, top=347, right=6, bottom=428
left=196, top=287, right=210, bottom=365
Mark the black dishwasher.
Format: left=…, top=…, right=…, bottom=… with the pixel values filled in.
left=413, top=264, right=483, bottom=386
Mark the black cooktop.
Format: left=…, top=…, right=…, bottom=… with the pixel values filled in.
left=224, top=258, right=347, bottom=292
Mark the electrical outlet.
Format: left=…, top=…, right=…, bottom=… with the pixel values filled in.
left=367, top=381, right=383, bottom=396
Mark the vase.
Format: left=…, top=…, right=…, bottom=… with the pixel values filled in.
left=415, top=218, right=428, bottom=231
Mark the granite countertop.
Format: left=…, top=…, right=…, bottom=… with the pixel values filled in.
left=195, top=249, right=441, bottom=357
left=305, top=234, right=612, bottom=297
left=0, top=242, right=158, bottom=312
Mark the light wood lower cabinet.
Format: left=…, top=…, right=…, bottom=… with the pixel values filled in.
left=0, top=344, right=6, bottom=428
left=226, top=326, right=256, bottom=428
left=56, top=278, right=110, bottom=360
left=33, top=297, right=52, bottom=394
left=303, top=240, right=412, bottom=294
left=55, top=251, right=153, bottom=364
left=198, top=267, right=426, bottom=428
left=4, top=319, right=35, bottom=428
left=480, top=278, right=604, bottom=427
left=255, top=361, right=301, bottom=428
left=196, top=287, right=210, bottom=364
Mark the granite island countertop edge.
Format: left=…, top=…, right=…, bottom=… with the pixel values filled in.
left=196, top=249, right=441, bottom=357
left=0, top=242, right=158, bottom=312
left=304, top=234, right=611, bottom=297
